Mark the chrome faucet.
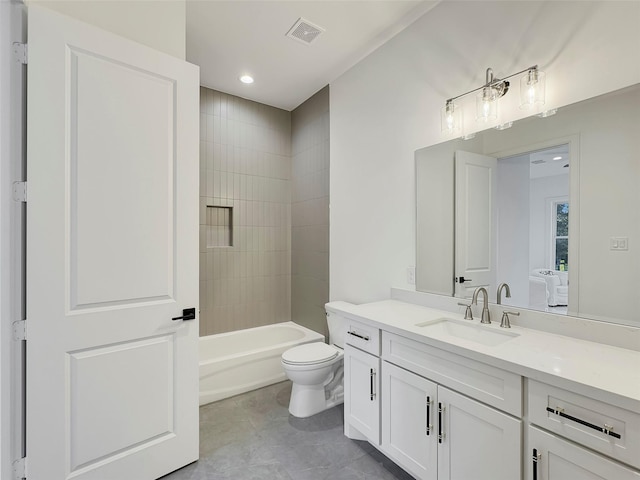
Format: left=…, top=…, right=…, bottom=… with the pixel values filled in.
left=497, top=282, right=511, bottom=305
left=471, top=287, right=491, bottom=324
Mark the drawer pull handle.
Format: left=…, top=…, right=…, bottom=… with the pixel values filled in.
left=545, top=406, right=621, bottom=439
left=370, top=368, right=376, bottom=401
left=348, top=330, right=370, bottom=342
left=426, top=396, right=432, bottom=435
left=532, top=448, right=542, bottom=480
left=438, top=403, right=445, bottom=443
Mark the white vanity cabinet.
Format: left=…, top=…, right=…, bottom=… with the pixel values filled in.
left=437, top=386, right=520, bottom=480
left=335, top=300, right=640, bottom=480
left=343, top=318, right=382, bottom=444
left=527, top=426, right=640, bottom=480
left=526, top=380, right=640, bottom=479
left=381, top=361, right=437, bottom=479
left=381, top=344, right=521, bottom=480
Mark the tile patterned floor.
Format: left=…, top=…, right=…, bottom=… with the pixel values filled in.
left=161, top=381, right=414, bottom=480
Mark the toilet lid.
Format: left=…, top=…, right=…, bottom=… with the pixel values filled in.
left=282, top=343, right=339, bottom=365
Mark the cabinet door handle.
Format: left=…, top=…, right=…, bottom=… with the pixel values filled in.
left=348, top=330, right=370, bottom=342
left=438, top=402, right=445, bottom=443
left=426, top=396, right=432, bottom=435
left=532, top=448, right=542, bottom=480
left=545, top=406, right=621, bottom=439
left=369, top=368, right=376, bottom=401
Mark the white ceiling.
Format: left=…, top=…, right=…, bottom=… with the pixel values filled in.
left=186, top=1, right=439, bottom=111
left=502, top=144, right=570, bottom=179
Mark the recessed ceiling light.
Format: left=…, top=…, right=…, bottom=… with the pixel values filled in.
left=553, top=156, right=562, bottom=160
left=239, top=75, right=254, bottom=84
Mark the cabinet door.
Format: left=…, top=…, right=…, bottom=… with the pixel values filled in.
left=344, top=345, right=380, bottom=444
left=528, top=426, right=640, bottom=480
left=382, top=361, right=437, bottom=480
left=438, top=386, right=521, bottom=480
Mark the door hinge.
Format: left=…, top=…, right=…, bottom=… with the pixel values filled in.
left=12, top=320, right=26, bottom=341
left=12, top=181, right=27, bottom=202
left=12, top=43, right=27, bottom=65
left=13, top=456, right=27, bottom=480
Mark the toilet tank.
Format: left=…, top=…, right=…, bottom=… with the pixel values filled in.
left=325, top=301, right=356, bottom=348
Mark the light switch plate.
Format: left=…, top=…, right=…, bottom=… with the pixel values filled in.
left=610, top=236, right=629, bottom=251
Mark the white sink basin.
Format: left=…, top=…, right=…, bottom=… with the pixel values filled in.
left=415, top=318, right=519, bottom=347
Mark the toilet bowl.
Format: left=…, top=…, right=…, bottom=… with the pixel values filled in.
left=281, top=307, right=347, bottom=418
left=282, top=342, right=344, bottom=418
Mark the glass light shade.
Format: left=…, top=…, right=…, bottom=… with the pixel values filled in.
left=441, top=101, right=462, bottom=134
left=520, top=69, right=545, bottom=109
left=476, top=86, right=498, bottom=122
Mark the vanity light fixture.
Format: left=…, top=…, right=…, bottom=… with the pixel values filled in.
left=442, top=65, right=545, bottom=131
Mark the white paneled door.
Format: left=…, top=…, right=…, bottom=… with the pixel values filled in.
left=454, top=151, right=497, bottom=299
left=26, top=6, right=199, bottom=480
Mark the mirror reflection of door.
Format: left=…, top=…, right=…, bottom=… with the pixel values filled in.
left=496, top=144, right=570, bottom=314
left=454, top=151, right=497, bottom=299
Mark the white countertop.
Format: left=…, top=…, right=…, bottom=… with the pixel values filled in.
left=327, top=299, right=640, bottom=412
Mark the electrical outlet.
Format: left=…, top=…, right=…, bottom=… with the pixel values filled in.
left=610, top=237, right=629, bottom=251
left=407, top=266, right=416, bottom=285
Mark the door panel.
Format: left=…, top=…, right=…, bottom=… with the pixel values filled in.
left=69, top=335, right=175, bottom=471
left=438, top=386, right=520, bottom=480
left=528, top=426, right=640, bottom=480
left=455, top=151, right=497, bottom=298
left=344, top=345, right=380, bottom=444
left=382, top=361, right=437, bottom=480
left=27, top=6, right=199, bottom=479
left=71, top=48, right=175, bottom=309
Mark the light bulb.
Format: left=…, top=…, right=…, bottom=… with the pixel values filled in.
left=476, top=87, right=497, bottom=122
left=520, top=68, right=545, bottom=109
left=441, top=101, right=461, bottom=134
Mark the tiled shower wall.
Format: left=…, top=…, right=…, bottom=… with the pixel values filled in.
left=291, top=87, right=330, bottom=338
left=199, top=87, right=292, bottom=336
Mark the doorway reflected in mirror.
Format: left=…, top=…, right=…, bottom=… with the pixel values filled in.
left=497, top=144, right=569, bottom=315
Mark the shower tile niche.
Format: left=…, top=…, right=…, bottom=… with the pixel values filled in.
left=206, top=206, right=233, bottom=248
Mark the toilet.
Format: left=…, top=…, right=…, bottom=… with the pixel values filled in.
left=281, top=309, right=346, bottom=418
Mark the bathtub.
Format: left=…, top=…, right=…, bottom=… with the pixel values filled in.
left=199, top=321, right=325, bottom=406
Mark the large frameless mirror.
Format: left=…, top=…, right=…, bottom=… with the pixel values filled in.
left=416, top=84, right=640, bottom=327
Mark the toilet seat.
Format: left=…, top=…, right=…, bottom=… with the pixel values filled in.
left=282, top=343, right=339, bottom=366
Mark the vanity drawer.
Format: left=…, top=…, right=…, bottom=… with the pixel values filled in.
left=345, top=318, right=380, bottom=356
left=382, top=331, right=521, bottom=416
left=529, top=380, right=640, bottom=469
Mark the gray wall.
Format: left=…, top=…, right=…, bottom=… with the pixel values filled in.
left=199, top=87, right=292, bottom=336
left=291, top=87, right=330, bottom=338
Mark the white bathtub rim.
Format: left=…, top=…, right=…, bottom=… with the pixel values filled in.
left=199, top=321, right=324, bottom=366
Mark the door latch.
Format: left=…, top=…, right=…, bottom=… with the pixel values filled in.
left=172, top=308, right=196, bottom=321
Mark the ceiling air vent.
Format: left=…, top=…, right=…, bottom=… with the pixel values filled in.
left=286, top=17, right=325, bottom=45
left=531, top=159, right=546, bottom=164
